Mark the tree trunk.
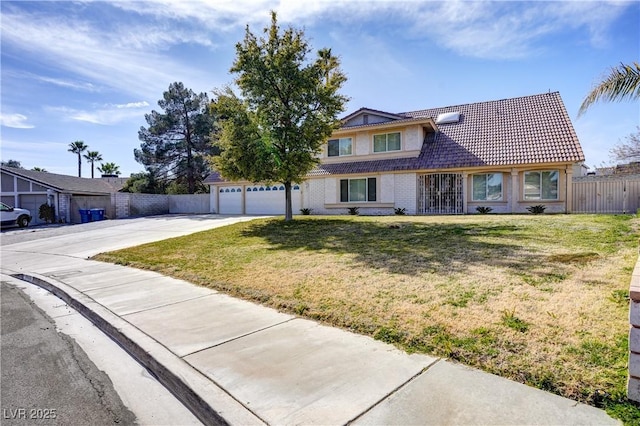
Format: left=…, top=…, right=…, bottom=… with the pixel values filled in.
left=284, top=181, right=293, bottom=221
left=77, top=154, right=81, bottom=177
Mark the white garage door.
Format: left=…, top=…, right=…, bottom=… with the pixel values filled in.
left=246, top=185, right=286, bottom=215
left=218, top=187, right=243, bottom=214
left=245, top=184, right=302, bottom=215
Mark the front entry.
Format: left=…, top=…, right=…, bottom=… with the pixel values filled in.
left=418, top=173, right=463, bottom=214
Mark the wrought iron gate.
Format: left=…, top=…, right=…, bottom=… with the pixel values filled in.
left=418, top=173, right=463, bottom=214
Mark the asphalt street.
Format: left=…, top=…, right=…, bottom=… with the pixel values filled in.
left=1, top=280, right=137, bottom=425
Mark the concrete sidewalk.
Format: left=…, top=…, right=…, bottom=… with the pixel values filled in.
left=1, top=215, right=620, bottom=425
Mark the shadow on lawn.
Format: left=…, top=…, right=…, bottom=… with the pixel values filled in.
left=241, top=217, right=538, bottom=276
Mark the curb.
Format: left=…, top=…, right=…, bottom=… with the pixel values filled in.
left=10, top=272, right=265, bottom=426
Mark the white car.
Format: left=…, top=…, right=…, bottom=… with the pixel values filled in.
left=1, top=201, right=32, bottom=228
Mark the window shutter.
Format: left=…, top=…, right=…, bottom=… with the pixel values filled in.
left=367, top=178, right=377, bottom=201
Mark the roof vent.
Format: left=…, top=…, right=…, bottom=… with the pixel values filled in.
left=436, top=111, right=461, bottom=124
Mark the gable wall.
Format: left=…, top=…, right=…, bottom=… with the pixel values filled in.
left=344, top=114, right=394, bottom=127
left=323, top=124, right=424, bottom=162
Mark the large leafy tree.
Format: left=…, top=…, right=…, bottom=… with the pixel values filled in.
left=122, top=171, right=167, bottom=194
left=136, top=82, right=216, bottom=194
left=68, top=140, right=88, bottom=177
left=212, top=12, right=348, bottom=220
left=83, top=150, right=103, bottom=178
left=579, top=62, right=640, bottom=116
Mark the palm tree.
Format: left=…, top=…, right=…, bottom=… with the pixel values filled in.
left=31, top=167, right=47, bottom=172
left=97, top=162, right=121, bottom=176
left=579, top=62, right=640, bottom=116
left=83, top=151, right=103, bottom=178
left=68, top=140, right=88, bottom=177
left=318, top=48, right=339, bottom=86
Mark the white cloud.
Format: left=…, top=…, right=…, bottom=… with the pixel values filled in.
left=0, top=113, right=34, bottom=129
left=115, top=101, right=150, bottom=109
left=0, top=5, right=216, bottom=100
left=404, top=1, right=630, bottom=59
left=35, top=75, right=101, bottom=92
left=46, top=102, right=149, bottom=125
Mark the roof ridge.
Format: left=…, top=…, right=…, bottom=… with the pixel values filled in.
left=399, top=91, right=561, bottom=116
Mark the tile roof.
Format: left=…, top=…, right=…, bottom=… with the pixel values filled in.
left=310, top=92, right=584, bottom=176
left=206, top=92, right=584, bottom=182
left=1, top=166, right=125, bottom=194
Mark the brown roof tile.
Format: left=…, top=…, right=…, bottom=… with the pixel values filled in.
left=311, top=92, right=583, bottom=176
left=208, top=92, right=584, bottom=182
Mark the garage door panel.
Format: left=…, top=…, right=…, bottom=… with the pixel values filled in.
left=246, top=185, right=284, bottom=215
left=218, top=187, right=243, bottom=214
left=246, top=185, right=301, bottom=215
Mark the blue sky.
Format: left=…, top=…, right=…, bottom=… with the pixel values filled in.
left=1, top=0, right=638, bottom=177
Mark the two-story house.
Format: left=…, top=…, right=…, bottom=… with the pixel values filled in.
left=205, top=91, right=585, bottom=215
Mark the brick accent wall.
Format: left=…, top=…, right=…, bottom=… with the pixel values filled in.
left=393, top=173, right=417, bottom=214
left=59, top=194, right=71, bottom=223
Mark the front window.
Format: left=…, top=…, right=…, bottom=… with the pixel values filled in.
left=328, top=137, right=352, bottom=157
left=472, top=173, right=503, bottom=201
left=524, top=171, right=559, bottom=200
left=340, top=178, right=377, bottom=202
left=373, top=132, right=401, bottom=153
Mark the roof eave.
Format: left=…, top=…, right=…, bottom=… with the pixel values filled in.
left=334, top=117, right=439, bottom=134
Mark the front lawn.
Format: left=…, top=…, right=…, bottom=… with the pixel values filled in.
left=94, top=214, right=640, bottom=423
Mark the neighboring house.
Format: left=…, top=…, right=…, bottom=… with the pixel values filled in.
left=0, top=166, right=126, bottom=224
left=210, top=91, right=585, bottom=215
left=596, top=162, right=640, bottom=176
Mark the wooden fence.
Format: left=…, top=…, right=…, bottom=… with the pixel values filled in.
left=572, top=175, right=640, bottom=214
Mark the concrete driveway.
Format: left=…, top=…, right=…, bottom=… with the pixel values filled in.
left=1, top=214, right=264, bottom=258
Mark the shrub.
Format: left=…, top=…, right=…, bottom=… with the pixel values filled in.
left=394, top=207, right=406, bottom=215
left=38, top=203, right=56, bottom=223
left=476, top=206, right=493, bottom=214
left=300, top=208, right=312, bottom=215
left=347, top=207, right=359, bottom=215
left=527, top=204, right=546, bottom=215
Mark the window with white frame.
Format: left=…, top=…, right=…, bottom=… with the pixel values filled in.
left=524, top=170, right=559, bottom=200
left=328, top=137, right=352, bottom=157
left=373, top=132, right=401, bottom=153
left=340, top=178, right=377, bottom=202
left=472, top=173, right=503, bottom=201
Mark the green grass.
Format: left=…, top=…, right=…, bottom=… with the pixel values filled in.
left=94, top=214, right=640, bottom=424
